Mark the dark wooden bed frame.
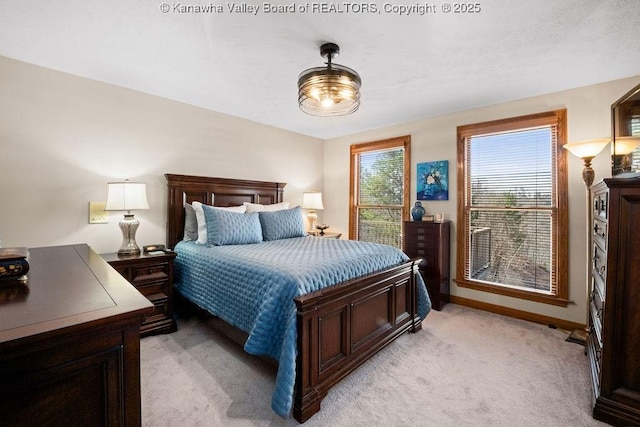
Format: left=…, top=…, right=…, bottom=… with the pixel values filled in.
left=165, top=173, right=423, bottom=423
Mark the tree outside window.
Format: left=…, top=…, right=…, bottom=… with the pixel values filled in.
left=350, top=136, right=410, bottom=249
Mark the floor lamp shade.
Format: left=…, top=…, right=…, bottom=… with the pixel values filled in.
left=564, top=139, right=609, bottom=187
left=105, top=181, right=149, bottom=255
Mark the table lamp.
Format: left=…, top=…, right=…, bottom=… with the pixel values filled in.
left=302, top=191, right=323, bottom=234
left=105, top=180, right=149, bottom=256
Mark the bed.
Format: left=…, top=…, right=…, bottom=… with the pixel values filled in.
left=165, top=173, right=430, bottom=422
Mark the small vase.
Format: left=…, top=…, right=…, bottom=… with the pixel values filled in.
left=411, top=201, right=425, bottom=221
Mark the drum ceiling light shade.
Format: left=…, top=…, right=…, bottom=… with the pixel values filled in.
left=298, top=43, right=361, bottom=116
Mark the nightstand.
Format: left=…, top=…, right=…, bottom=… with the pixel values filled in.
left=313, top=232, right=342, bottom=239
left=101, top=251, right=177, bottom=337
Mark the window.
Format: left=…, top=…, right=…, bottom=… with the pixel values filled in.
left=456, top=110, right=569, bottom=306
left=350, top=136, right=410, bottom=248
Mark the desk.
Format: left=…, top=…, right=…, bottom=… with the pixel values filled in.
left=0, top=244, right=152, bottom=426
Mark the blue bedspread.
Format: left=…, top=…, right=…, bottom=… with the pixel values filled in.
left=174, top=236, right=430, bottom=417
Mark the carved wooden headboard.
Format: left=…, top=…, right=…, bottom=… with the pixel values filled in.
left=165, top=173, right=286, bottom=249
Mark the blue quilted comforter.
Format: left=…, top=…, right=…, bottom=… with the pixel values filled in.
left=174, top=236, right=430, bottom=417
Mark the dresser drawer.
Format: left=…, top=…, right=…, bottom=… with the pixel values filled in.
left=415, top=226, right=437, bottom=240
left=591, top=275, right=605, bottom=313
left=593, top=219, right=607, bottom=250
left=592, top=243, right=607, bottom=286
left=590, top=295, right=603, bottom=348
left=593, top=192, right=608, bottom=219
left=587, top=331, right=601, bottom=393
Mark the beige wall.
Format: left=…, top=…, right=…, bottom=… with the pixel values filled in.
left=0, top=56, right=324, bottom=253
left=3, top=52, right=639, bottom=325
left=323, top=75, right=640, bottom=325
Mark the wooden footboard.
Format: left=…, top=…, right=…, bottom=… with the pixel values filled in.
left=293, top=258, right=422, bottom=422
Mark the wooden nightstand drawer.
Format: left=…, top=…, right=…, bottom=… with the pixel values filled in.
left=146, top=294, right=169, bottom=320
left=131, top=262, right=169, bottom=283
left=133, top=280, right=167, bottom=298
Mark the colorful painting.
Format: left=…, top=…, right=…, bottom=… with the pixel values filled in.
left=417, top=160, right=449, bottom=200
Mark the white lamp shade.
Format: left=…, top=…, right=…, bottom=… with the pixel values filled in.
left=613, top=136, right=640, bottom=155
left=564, top=139, right=610, bottom=159
left=105, top=181, right=149, bottom=211
left=302, top=192, right=324, bottom=210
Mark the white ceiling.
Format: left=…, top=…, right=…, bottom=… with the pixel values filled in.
left=1, top=0, right=639, bottom=139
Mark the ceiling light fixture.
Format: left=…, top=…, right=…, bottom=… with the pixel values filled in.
left=298, top=43, right=362, bottom=116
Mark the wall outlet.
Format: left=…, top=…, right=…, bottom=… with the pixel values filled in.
left=89, top=202, right=108, bottom=224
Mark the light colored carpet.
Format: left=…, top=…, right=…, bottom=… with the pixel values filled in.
left=140, top=304, right=608, bottom=426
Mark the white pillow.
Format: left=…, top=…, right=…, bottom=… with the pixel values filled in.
left=243, top=201, right=290, bottom=213
left=192, top=201, right=247, bottom=244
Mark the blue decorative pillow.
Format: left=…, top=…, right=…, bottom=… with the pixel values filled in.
left=202, top=204, right=263, bottom=246
left=259, top=206, right=306, bottom=241
left=192, top=202, right=247, bottom=244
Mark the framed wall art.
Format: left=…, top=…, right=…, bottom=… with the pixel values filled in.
left=417, top=160, right=449, bottom=201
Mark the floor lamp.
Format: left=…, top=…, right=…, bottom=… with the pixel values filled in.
left=564, top=139, right=609, bottom=344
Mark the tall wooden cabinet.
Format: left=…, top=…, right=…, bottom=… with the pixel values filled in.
left=588, top=178, right=640, bottom=425
left=403, top=220, right=450, bottom=310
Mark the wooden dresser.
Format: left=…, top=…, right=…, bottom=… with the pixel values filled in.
left=402, top=220, right=451, bottom=310
left=589, top=178, right=640, bottom=425
left=102, top=251, right=177, bottom=337
left=0, top=244, right=153, bottom=426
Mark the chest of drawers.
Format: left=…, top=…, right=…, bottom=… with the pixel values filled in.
left=402, top=220, right=450, bottom=310
left=588, top=178, right=640, bottom=425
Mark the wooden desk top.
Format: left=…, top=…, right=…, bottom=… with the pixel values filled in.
left=0, top=244, right=152, bottom=346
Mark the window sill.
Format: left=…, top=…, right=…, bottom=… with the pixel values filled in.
left=454, top=278, right=571, bottom=307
